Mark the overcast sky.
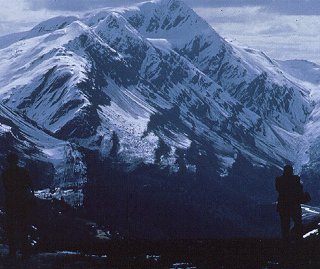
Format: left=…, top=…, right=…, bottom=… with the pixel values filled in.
left=0, top=0, right=319, bottom=64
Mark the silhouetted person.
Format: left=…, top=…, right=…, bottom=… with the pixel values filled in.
left=2, top=153, right=34, bottom=259
left=276, top=165, right=303, bottom=241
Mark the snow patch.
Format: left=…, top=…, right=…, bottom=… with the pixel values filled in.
left=147, top=38, right=172, bottom=51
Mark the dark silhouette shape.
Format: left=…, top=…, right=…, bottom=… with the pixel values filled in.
left=2, top=152, right=34, bottom=259
left=275, top=165, right=303, bottom=241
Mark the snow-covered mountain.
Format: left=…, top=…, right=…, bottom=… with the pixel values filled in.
left=0, top=0, right=315, bottom=172
left=0, top=0, right=319, bottom=237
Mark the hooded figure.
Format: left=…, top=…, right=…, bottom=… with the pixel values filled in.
left=2, top=152, right=34, bottom=259
left=275, top=165, right=303, bottom=241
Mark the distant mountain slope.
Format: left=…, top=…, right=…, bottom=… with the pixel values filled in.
left=277, top=60, right=320, bottom=85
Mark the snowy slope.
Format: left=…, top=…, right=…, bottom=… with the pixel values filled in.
left=276, top=60, right=320, bottom=171
left=115, top=0, right=311, bottom=131
left=84, top=0, right=313, bottom=169
left=0, top=0, right=318, bottom=179
left=0, top=103, right=85, bottom=187
left=82, top=0, right=314, bottom=169
left=0, top=16, right=78, bottom=50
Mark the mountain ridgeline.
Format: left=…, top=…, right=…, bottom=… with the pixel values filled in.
left=0, top=0, right=319, bottom=238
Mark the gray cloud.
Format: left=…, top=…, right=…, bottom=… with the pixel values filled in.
left=264, top=1, right=320, bottom=15
left=258, top=24, right=296, bottom=35
left=26, top=0, right=138, bottom=11
left=194, top=6, right=266, bottom=24
left=24, top=0, right=320, bottom=15
left=186, top=0, right=268, bottom=8
left=188, top=0, right=320, bottom=15
left=26, top=0, right=260, bottom=11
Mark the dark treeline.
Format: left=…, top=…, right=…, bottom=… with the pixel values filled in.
left=83, top=143, right=282, bottom=240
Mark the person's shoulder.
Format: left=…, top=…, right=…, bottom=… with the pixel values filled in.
left=293, top=175, right=301, bottom=183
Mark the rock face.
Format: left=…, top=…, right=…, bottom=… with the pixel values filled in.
left=0, top=0, right=319, bottom=238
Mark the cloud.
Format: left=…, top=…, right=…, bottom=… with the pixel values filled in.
left=258, top=24, right=296, bottom=35
left=11, top=0, right=320, bottom=15
left=186, top=0, right=266, bottom=8
left=236, top=34, right=320, bottom=63
left=0, top=0, right=29, bottom=22
left=25, top=0, right=138, bottom=11
left=0, top=0, right=78, bottom=36
left=0, top=0, right=36, bottom=35
left=190, top=0, right=320, bottom=15
left=195, top=5, right=320, bottom=64
left=194, top=6, right=266, bottom=24
left=264, top=0, right=320, bottom=15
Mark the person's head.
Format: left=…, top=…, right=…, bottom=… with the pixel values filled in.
left=283, top=164, right=293, bottom=177
left=6, top=152, right=19, bottom=166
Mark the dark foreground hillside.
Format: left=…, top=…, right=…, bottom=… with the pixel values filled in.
left=1, top=197, right=320, bottom=268
left=2, top=238, right=320, bottom=269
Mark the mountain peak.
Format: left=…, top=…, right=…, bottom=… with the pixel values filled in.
left=94, top=12, right=143, bottom=46
left=97, top=12, right=131, bottom=30
left=143, top=0, right=185, bottom=9
left=163, top=0, right=186, bottom=10
left=137, top=0, right=193, bottom=18
left=118, top=0, right=211, bottom=43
